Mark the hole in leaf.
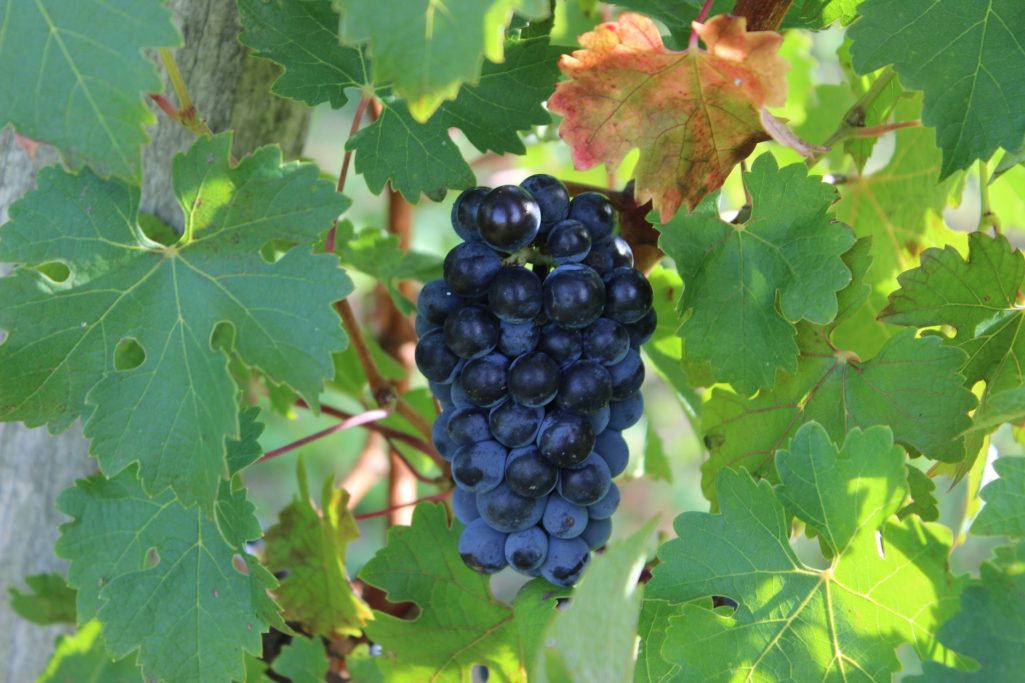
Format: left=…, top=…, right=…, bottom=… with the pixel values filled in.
left=138, top=213, right=181, bottom=247
left=210, top=321, right=235, bottom=354
left=259, top=239, right=296, bottom=263
left=114, top=338, right=146, bottom=371
left=145, top=547, right=160, bottom=569
left=232, top=554, right=250, bottom=575
left=34, top=261, right=70, bottom=283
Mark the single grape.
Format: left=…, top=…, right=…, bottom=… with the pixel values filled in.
left=608, top=349, right=645, bottom=399
left=581, top=244, right=615, bottom=275
left=568, top=192, right=615, bottom=243
left=451, top=187, right=489, bottom=242
left=459, top=518, right=508, bottom=573
left=505, top=526, right=549, bottom=572
left=556, top=360, right=613, bottom=415
left=429, top=380, right=453, bottom=405
left=559, top=453, right=612, bottom=506
left=458, top=353, right=509, bottom=407
left=608, top=237, right=635, bottom=268
left=444, top=242, right=503, bottom=297
left=521, top=174, right=570, bottom=230
left=417, top=279, right=464, bottom=326
left=582, top=317, right=630, bottom=366
left=542, top=264, right=606, bottom=329
left=537, top=323, right=582, bottom=365
left=415, top=315, right=438, bottom=337
left=542, top=495, right=588, bottom=539
left=507, top=351, right=560, bottom=407
left=452, top=441, right=507, bottom=493
left=479, top=185, right=541, bottom=252
left=625, top=307, right=657, bottom=347
left=488, top=267, right=543, bottom=323
left=594, top=429, right=629, bottom=477
left=447, top=406, right=491, bottom=445
left=607, top=393, right=644, bottom=430
left=489, top=399, right=544, bottom=448
left=432, top=411, right=459, bottom=461
left=477, top=483, right=547, bottom=533
left=547, top=219, right=592, bottom=264
left=497, top=320, right=540, bottom=357
left=541, top=537, right=591, bottom=586
left=450, top=376, right=472, bottom=408
left=414, top=329, right=461, bottom=382
left=505, top=446, right=558, bottom=498
left=537, top=411, right=594, bottom=467
left=444, top=305, right=499, bottom=359
left=452, top=487, right=481, bottom=524
left=602, top=267, right=653, bottom=324
left=588, top=482, right=620, bottom=520
left=581, top=517, right=612, bottom=550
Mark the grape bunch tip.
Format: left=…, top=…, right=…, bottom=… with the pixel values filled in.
left=414, top=175, right=655, bottom=588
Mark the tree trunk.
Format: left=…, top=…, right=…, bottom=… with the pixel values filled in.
left=0, top=2, right=309, bottom=679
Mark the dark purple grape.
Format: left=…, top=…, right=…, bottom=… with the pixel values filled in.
left=505, top=446, right=558, bottom=498
left=543, top=496, right=588, bottom=539
left=537, top=323, right=582, bottom=365
left=541, top=537, right=591, bottom=587
left=444, top=242, right=502, bottom=297
left=498, top=320, right=540, bottom=356
left=452, top=441, right=507, bottom=493
left=594, top=429, right=629, bottom=477
left=488, top=267, right=543, bottom=323
left=476, top=483, right=547, bottom=533
left=489, top=399, right=544, bottom=448
left=556, top=360, right=613, bottom=415
left=521, top=174, right=570, bottom=230
left=479, top=185, right=541, bottom=252
left=505, top=527, right=549, bottom=571
left=507, top=351, right=560, bottom=407
left=418, top=279, right=464, bottom=326
left=542, top=264, right=606, bottom=329
left=568, top=192, right=615, bottom=243
left=548, top=219, right=591, bottom=264
left=447, top=406, right=491, bottom=445
left=608, top=393, right=644, bottom=430
left=452, top=487, right=481, bottom=524
left=432, top=411, right=459, bottom=461
left=559, top=453, right=611, bottom=506
left=581, top=517, right=612, bottom=550
left=588, top=482, right=620, bottom=519
left=537, top=411, right=594, bottom=467
left=603, top=267, right=653, bottom=324
left=459, top=518, right=507, bottom=573
left=414, top=329, right=461, bottom=382
left=582, top=317, right=630, bottom=366
left=625, top=307, right=657, bottom=347
left=608, top=349, right=645, bottom=399
left=451, top=187, right=489, bottom=242
left=444, top=305, right=499, bottom=359
left=458, top=353, right=509, bottom=407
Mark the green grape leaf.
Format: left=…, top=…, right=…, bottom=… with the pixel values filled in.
left=701, top=330, right=976, bottom=503
left=244, top=654, right=273, bottom=683
left=37, top=620, right=142, bottom=683
left=264, top=459, right=372, bottom=637
left=237, top=0, right=371, bottom=107
left=910, top=542, right=1025, bottom=682
left=56, top=468, right=282, bottom=683
left=972, top=456, right=1025, bottom=538
left=225, top=406, right=266, bottom=475
left=436, top=37, right=565, bottom=155
left=840, top=56, right=902, bottom=173
left=603, top=1, right=732, bottom=45
left=0, top=0, right=180, bottom=181
left=336, top=0, right=549, bottom=122
left=642, top=422, right=673, bottom=483
left=359, top=503, right=563, bottom=682
left=968, top=387, right=1025, bottom=435
left=0, top=134, right=351, bottom=510
left=658, top=154, right=855, bottom=396
left=272, top=635, right=330, bottom=683
left=533, top=520, right=655, bottom=683
left=8, top=572, right=76, bottom=625
left=634, top=599, right=685, bottom=683
left=899, top=465, right=940, bottom=522
left=782, top=0, right=865, bottom=30
left=834, top=97, right=959, bottom=288
left=881, top=232, right=1025, bottom=392
left=648, top=424, right=964, bottom=681
left=849, top=0, right=1025, bottom=177
left=347, top=98, right=475, bottom=202
left=334, top=221, right=442, bottom=315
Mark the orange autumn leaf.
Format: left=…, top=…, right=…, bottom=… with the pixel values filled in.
left=548, top=13, right=790, bottom=222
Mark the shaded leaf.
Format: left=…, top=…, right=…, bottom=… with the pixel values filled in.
left=634, top=599, right=684, bottom=683
left=899, top=465, right=940, bottom=522
left=849, top=0, right=1025, bottom=177
left=973, top=456, right=1025, bottom=538
left=549, top=14, right=790, bottom=221
left=7, top=572, right=76, bottom=625
left=0, top=0, right=180, bottom=180
left=0, top=134, right=351, bottom=509
left=272, top=635, right=330, bottom=683
left=37, top=620, right=142, bottom=683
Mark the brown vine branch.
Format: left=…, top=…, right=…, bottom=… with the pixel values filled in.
left=807, top=68, right=898, bottom=168
left=352, top=491, right=451, bottom=522
left=295, top=399, right=439, bottom=458
left=325, top=93, right=373, bottom=253
left=158, top=48, right=213, bottom=138
left=258, top=408, right=389, bottom=462
left=849, top=119, right=920, bottom=138
left=732, top=0, right=795, bottom=31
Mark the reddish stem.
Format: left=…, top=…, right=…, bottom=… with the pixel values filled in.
left=149, top=93, right=179, bottom=122
left=295, top=399, right=439, bottom=458
left=689, top=0, right=716, bottom=49
left=258, top=408, right=390, bottom=462
left=353, top=492, right=451, bottom=522
left=325, top=94, right=372, bottom=253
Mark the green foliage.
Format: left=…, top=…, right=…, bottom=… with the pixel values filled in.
left=849, top=0, right=1025, bottom=177
left=56, top=467, right=281, bottom=683
left=272, top=635, right=331, bottom=683
left=264, top=459, right=372, bottom=637
left=973, top=456, right=1025, bottom=537
left=0, top=0, right=180, bottom=181
left=647, top=424, right=965, bottom=681
left=8, top=572, right=76, bottom=625
left=0, top=134, right=350, bottom=509
left=36, top=620, right=143, bottom=683
left=360, top=503, right=564, bottom=682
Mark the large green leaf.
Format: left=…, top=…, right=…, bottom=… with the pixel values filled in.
left=264, top=459, right=372, bottom=637
left=533, top=521, right=655, bottom=683
left=237, top=0, right=371, bottom=107
left=56, top=468, right=282, bottom=683
left=910, top=542, right=1025, bottom=683
left=702, top=330, right=975, bottom=501
left=336, top=0, right=549, bottom=121
left=0, top=0, right=180, bottom=181
left=37, top=620, right=142, bottom=683
left=648, top=424, right=965, bottom=681
left=658, top=154, right=854, bottom=396
left=973, top=456, right=1025, bottom=538
left=359, top=503, right=564, bottom=682
left=0, top=134, right=351, bottom=509
left=634, top=599, right=685, bottom=683
left=272, top=635, right=330, bottom=683
left=849, top=0, right=1025, bottom=177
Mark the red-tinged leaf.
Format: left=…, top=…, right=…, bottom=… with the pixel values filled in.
left=548, top=13, right=789, bottom=222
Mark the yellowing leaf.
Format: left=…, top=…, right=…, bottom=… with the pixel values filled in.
left=264, top=459, right=371, bottom=638
left=548, top=13, right=789, bottom=221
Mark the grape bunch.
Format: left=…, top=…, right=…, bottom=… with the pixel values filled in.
left=414, top=175, right=654, bottom=587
